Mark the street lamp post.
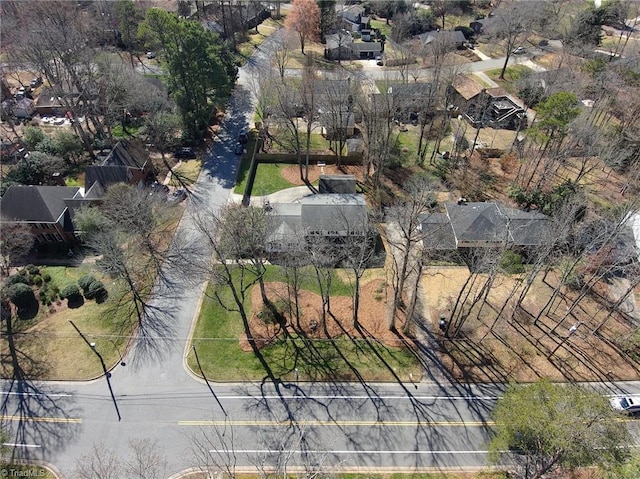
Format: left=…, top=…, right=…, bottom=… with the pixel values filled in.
left=69, top=320, right=122, bottom=421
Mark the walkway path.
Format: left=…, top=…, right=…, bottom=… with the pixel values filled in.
left=229, top=185, right=313, bottom=206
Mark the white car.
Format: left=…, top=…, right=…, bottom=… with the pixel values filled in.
left=609, top=395, right=640, bottom=415
left=512, top=46, right=526, bottom=55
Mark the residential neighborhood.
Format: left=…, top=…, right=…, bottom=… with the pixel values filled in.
left=1, top=1, right=640, bottom=478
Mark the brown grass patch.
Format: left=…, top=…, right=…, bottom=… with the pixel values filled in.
left=279, top=164, right=367, bottom=186
left=238, top=279, right=407, bottom=351
left=422, top=267, right=640, bottom=383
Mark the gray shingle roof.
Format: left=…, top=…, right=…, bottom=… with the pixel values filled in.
left=0, top=185, right=80, bottom=223
left=420, top=202, right=552, bottom=249
left=102, top=140, right=148, bottom=169
left=85, top=165, right=131, bottom=190
left=420, top=213, right=457, bottom=250
left=445, top=202, right=508, bottom=244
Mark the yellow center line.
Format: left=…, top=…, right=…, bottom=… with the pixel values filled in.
left=1, top=415, right=82, bottom=424
left=178, top=420, right=495, bottom=427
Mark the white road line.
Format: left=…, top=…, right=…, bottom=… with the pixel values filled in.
left=0, top=392, right=72, bottom=398
left=2, top=443, right=42, bottom=448
left=217, top=395, right=499, bottom=401
left=210, top=449, right=493, bottom=455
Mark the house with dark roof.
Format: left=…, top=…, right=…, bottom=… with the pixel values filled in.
left=325, top=31, right=382, bottom=60
left=0, top=185, right=82, bottom=244
left=85, top=139, right=154, bottom=193
left=388, top=82, right=436, bottom=121
left=420, top=201, right=552, bottom=250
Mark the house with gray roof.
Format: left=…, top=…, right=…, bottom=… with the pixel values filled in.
left=325, top=31, right=383, bottom=60
left=264, top=176, right=382, bottom=264
left=388, top=82, right=436, bottom=121
left=0, top=185, right=82, bottom=244
left=418, top=30, right=466, bottom=51
left=420, top=201, right=552, bottom=250
left=338, top=4, right=370, bottom=32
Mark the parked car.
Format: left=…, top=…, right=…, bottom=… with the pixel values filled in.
left=237, top=130, right=248, bottom=144
left=30, top=76, right=43, bottom=88
left=375, top=55, right=383, bottom=66
left=146, top=51, right=156, bottom=59
left=234, top=143, right=245, bottom=155
left=173, top=147, right=196, bottom=159
left=609, top=395, right=640, bottom=415
left=150, top=181, right=169, bottom=196
left=512, top=46, right=526, bottom=55
left=168, top=189, right=187, bottom=203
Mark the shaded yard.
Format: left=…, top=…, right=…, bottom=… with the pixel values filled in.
left=422, top=267, right=640, bottom=383
left=187, top=266, right=422, bottom=382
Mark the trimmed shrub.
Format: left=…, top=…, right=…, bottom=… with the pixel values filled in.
left=5, top=274, right=31, bottom=287
left=7, top=283, right=36, bottom=309
left=32, top=275, right=43, bottom=286
left=78, top=274, right=97, bottom=292
left=86, top=280, right=107, bottom=300
left=25, top=264, right=40, bottom=275
left=38, top=283, right=58, bottom=305
left=42, top=273, right=52, bottom=283
left=60, top=283, right=81, bottom=299
left=500, top=251, right=525, bottom=274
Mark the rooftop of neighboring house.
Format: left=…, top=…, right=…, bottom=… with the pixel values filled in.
left=0, top=185, right=81, bottom=223
left=421, top=201, right=552, bottom=249
left=338, top=4, right=365, bottom=24
left=418, top=30, right=466, bottom=46
left=451, top=75, right=484, bottom=100
left=101, top=139, right=148, bottom=169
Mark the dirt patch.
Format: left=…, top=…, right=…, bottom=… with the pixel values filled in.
left=421, top=267, right=640, bottom=383
left=280, top=164, right=367, bottom=186
left=239, top=279, right=408, bottom=351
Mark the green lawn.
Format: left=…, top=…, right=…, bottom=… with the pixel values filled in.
left=187, top=266, right=422, bottom=382
left=239, top=18, right=284, bottom=57
left=1, top=265, right=137, bottom=380
left=171, top=159, right=201, bottom=186
left=485, top=64, right=533, bottom=94
left=233, top=161, right=298, bottom=196
left=370, top=19, right=391, bottom=38
left=111, top=124, right=140, bottom=139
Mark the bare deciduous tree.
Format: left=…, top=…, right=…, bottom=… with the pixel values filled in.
left=0, top=220, right=34, bottom=277
left=385, top=175, right=435, bottom=331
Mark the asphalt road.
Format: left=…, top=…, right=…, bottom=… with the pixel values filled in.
left=2, top=379, right=640, bottom=476
left=2, top=28, right=640, bottom=478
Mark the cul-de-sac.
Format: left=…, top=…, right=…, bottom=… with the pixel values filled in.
left=1, top=1, right=640, bottom=478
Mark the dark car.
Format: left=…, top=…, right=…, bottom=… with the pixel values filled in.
left=30, top=76, right=43, bottom=88
left=168, top=189, right=188, bottom=203
left=237, top=130, right=248, bottom=144
left=173, top=147, right=196, bottom=159
left=234, top=143, right=245, bottom=155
